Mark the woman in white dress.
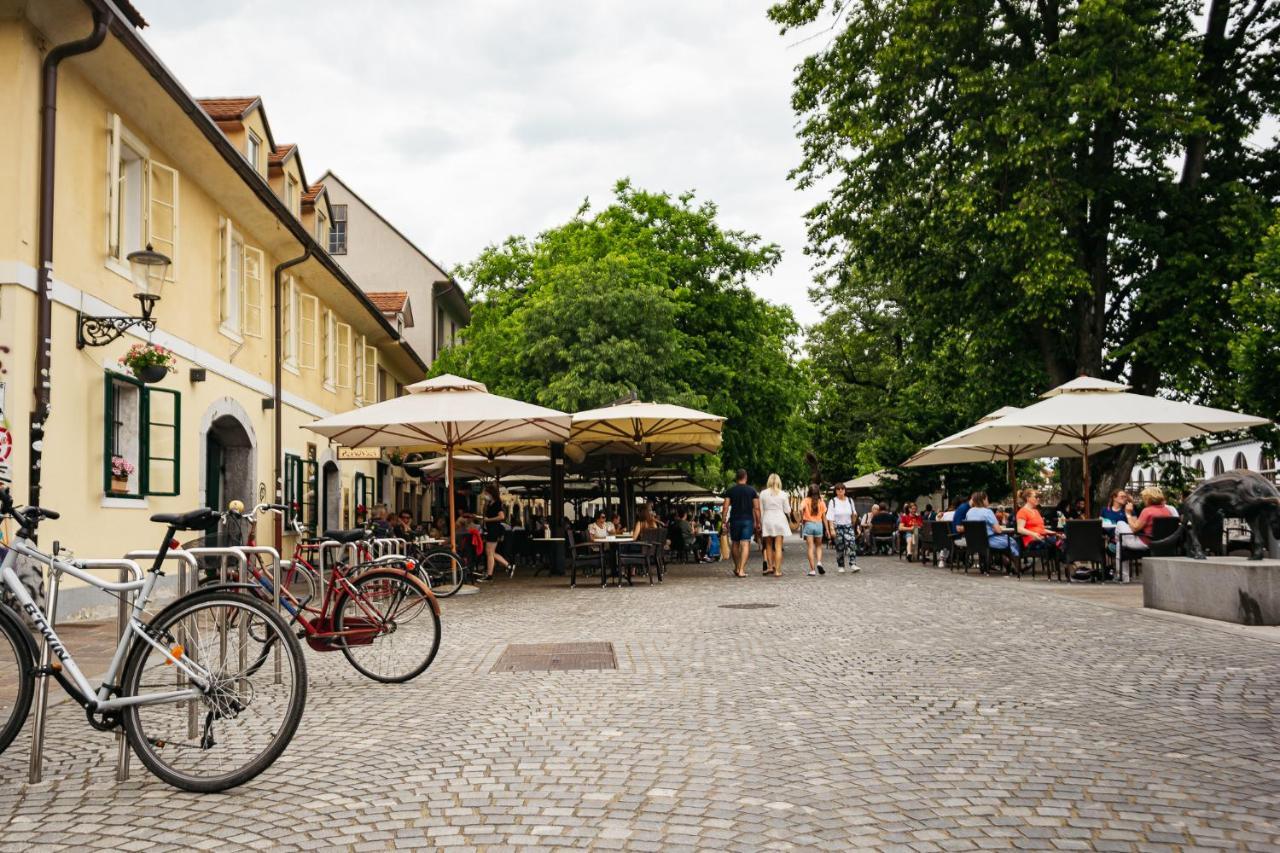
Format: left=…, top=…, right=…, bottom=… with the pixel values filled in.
left=759, top=473, right=792, bottom=576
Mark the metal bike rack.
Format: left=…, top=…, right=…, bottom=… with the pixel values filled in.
left=317, top=539, right=343, bottom=600
left=232, top=545, right=285, bottom=684
left=372, top=538, right=404, bottom=557
left=182, top=547, right=251, bottom=684
left=28, top=558, right=143, bottom=785
left=123, top=549, right=202, bottom=749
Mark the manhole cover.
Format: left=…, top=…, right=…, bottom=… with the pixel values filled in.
left=719, top=603, right=779, bottom=610
left=491, top=642, right=617, bottom=673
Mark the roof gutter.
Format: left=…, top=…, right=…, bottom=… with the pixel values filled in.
left=81, top=0, right=423, bottom=368
left=28, top=5, right=111, bottom=511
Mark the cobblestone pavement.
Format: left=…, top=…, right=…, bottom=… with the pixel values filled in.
left=3, top=554, right=1280, bottom=851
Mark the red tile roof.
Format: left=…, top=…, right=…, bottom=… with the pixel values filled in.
left=301, top=182, right=325, bottom=205
left=268, top=143, right=295, bottom=166
left=366, top=292, right=409, bottom=313
left=197, top=97, right=260, bottom=121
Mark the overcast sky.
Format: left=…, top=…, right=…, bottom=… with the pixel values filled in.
left=142, top=1, right=823, bottom=324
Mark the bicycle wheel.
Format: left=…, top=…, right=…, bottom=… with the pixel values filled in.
left=333, top=568, right=440, bottom=683
left=120, top=590, right=307, bottom=792
left=281, top=559, right=320, bottom=611
left=418, top=549, right=465, bottom=598
left=0, top=605, right=34, bottom=756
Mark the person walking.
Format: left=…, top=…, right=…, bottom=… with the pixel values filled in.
left=759, top=473, right=791, bottom=576
left=800, top=484, right=827, bottom=576
left=826, top=482, right=861, bottom=573
left=479, top=483, right=512, bottom=582
left=720, top=469, right=761, bottom=578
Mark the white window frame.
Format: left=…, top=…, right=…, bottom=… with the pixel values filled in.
left=315, top=209, right=327, bottom=247
left=362, top=343, right=378, bottom=405
left=282, top=276, right=300, bottom=375
left=106, top=114, right=148, bottom=281
left=246, top=129, right=262, bottom=172
left=218, top=217, right=244, bottom=342
left=335, top=322, right=352, bottom=388
left=322, top=308, right=336, bottom=391
left=286, top=174, right=298, bottom=216
left=298, top=292, right=319, bottom=370
left=242, top=244, right=265, bottom=338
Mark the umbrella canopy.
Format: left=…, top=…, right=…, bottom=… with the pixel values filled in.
left=409, top=454, right=550, bottom=480
left=932, top=376, right=1269, bottom=514
left=305, top=375, right=570, bottom=450
left=567, top=436, right=723, bottom=464
left=634, top=480, right=718, bottom=496
left=304, top=374, right=571, bottom=550
left=571, top=401, right=724, bottom=445
left=844, top=470, right=888, bottom=491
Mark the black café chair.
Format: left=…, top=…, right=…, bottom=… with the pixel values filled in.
left=1146, top=515, right=1182, bottom=557
left=927, top=520, right=951, bottom=568
left=1064, top=519, right=1106, bottom=582
left=566, top=528, right=606, bottom=588
left=962, top=524, right=993, bottom=575
left=870, top=520, right=897, bottom=555
left=915, top=521, right=934, bottom=564
left=616, top=534, right=653, bottom=585
left=1118, top=514, right=1181, bottom=580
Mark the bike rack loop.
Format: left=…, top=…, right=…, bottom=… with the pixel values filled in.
left=28, top=558, right=144, bottom=785
left=231, top=545, right=285, bottom=684
left=122, top=549, right=203, bottom=755
left=317, top=539, right=342, bottom=600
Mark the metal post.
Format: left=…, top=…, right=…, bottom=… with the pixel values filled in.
left=115, top=565, right=131, bottom=781
left=27, top=562, right=60, bottom=783
left=318, top=539, right=342, bottom=601
left=183, top=547, right=249, bottom=682
left=232, top=546, right=283, bottom=683
left=123, top=549, right=199, bottom=738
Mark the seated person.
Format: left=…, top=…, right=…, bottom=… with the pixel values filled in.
left=1016, top=488, right=1064, bottom=555
left=1125, top=486, right=1174, bottom=545
left=1101, top=490, right=1128, bottom=526
left=897, top=502, right=923, bottom=557
left=966, top=492, right=1019, bottom=559
left=587, top=511, right=610, bottom=541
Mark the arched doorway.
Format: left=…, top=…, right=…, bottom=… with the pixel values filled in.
left=322, top=461, right=341, bottom=531
left=203, top=410, right=255, bottom=515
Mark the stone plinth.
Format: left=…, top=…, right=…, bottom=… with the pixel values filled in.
left=1143, top=556, right=1280, bottom=625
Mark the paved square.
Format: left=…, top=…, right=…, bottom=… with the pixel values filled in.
left=2, top=555, right=1279, bottom=850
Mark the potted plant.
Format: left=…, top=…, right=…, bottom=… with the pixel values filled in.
left=110, top=456, right=134, bottom=494
left=355, top=503, right=367, bottom=522
left=119, top=343, right=176, bottom=384
left=388, top=450, right=405, bottom=474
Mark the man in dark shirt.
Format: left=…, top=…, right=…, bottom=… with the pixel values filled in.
left=720, top=469, right=761, bottom=578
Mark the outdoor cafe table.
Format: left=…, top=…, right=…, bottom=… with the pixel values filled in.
left=527, top=535, right=566, bottom=576
left=596, top=535, right=635, bottom=587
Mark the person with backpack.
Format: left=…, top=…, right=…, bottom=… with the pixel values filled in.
left=826, top=482, right=861, bottom=573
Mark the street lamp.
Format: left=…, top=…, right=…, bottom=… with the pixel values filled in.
left=77, top=244, right=172, bottom=348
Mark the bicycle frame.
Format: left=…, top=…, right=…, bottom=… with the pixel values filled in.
left=1, top=539, right=208, bottom=712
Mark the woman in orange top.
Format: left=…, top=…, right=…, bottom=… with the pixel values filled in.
left=1015, top=488, right=1064, bottom=557
left=800, top=484, right=827, bottom=576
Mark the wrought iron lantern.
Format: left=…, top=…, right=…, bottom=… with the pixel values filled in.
left=76, top=244, right=172, bottom=348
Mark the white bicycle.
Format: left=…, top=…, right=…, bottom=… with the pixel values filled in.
left=0, top=487, right=307, bottom=792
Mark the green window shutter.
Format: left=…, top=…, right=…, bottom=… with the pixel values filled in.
left=141, top=386, right=181, bottom=496
left=376, top=462, right=387, bottom=504
left=304, top=459, right=318, bottom=534
left=103, top=374, right=115, bottom=493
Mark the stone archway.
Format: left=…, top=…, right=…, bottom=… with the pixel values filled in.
left=200, top=398, right=257, bottom=512
left=322, top=461, right=341, bottom=530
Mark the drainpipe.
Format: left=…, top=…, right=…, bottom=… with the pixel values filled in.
left=273, top=248, right=311, bottom=551
left=28, top=8, right=112, bottom=510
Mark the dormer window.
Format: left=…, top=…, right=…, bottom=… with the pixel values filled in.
left=246, top=130, right=262, bottom=172
left=329, top=204, right=347, bottom=254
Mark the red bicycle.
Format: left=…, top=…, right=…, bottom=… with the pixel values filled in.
left=208, top=506, right=441, bottom=683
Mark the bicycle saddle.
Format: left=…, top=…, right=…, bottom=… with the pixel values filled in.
left=151, top=508, right=216, bottom=530
left=322, top=529, right=369, bottom=544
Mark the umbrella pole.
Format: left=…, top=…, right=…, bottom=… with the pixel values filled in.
left=1082, top=437, right=1092, bottom=518
left=447, top=444, right=457, bottom=553
left=1007, top=454, right=1016, bottom=509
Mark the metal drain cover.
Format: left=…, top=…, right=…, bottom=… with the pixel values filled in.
left=719, top=603, right=779, bottom=610
left=491, top=642, right=617, bottom=672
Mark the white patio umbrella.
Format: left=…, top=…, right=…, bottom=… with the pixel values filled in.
left=571, top=401, right=725, bottom=445
left=408, top=454, right=550, bottom=480
left=903, top=406, right=1113, bottom=504
left=932, top=376, right=1270, bottom=515
left=304, top=374, right=571, bottom=550
left=844, top=470, right=888, bottom=492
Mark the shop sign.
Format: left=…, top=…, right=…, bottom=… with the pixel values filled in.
left=337, top=447, right=381, bottom=461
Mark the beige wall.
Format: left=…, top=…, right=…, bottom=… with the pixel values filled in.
left=0, top=13, right=422, bottom=609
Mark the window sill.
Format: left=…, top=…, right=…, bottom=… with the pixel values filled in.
left=283, top=361, right=300, bottom=376
left=218, top=324, right=244, bottom=344
left=323, top=382, right=336, bottom=394
left=105, top=257, right=133, bottom=283
left=101, top=495, right=149, bottom=509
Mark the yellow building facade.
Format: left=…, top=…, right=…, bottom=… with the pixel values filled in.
left=0, top=1, right=428, bottom=608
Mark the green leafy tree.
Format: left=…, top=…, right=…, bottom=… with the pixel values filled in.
left=1230, top=210, right=1280, bottom=450
left=437, top=181, right=813, bottom=487
left=771, top=0, right=1280, bottom=506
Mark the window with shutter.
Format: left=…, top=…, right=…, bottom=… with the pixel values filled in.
left=354, top=334, right=366, bottom=403
left=282, top=277, right=298, bottom=369
left=298, top=292, right=318, bottom=369
left=321, top=309, right=336, bottom=390
left=103, top=373, right=143, bottom=497
left=242, top=245, right=265, bottom=337
left=363, top=344, right=378, bottom=403
left=336, top=322, right=352, bottom=388
left=141, top=386, right=181, bottom=496
left=147, top=160, right=179, bottom=280
left=218, top=219, right=243, bottom=337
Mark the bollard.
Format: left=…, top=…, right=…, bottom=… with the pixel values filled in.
left=115, top=565, right=131, bottom=781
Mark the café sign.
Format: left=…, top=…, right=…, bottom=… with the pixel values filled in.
left=336, top=447, right=382, bottom=461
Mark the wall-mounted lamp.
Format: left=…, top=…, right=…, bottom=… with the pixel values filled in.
left=76, top=244, right=172, bottom=348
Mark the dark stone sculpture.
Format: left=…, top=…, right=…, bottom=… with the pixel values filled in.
left=1152, top=470, right=1280, bottom=560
